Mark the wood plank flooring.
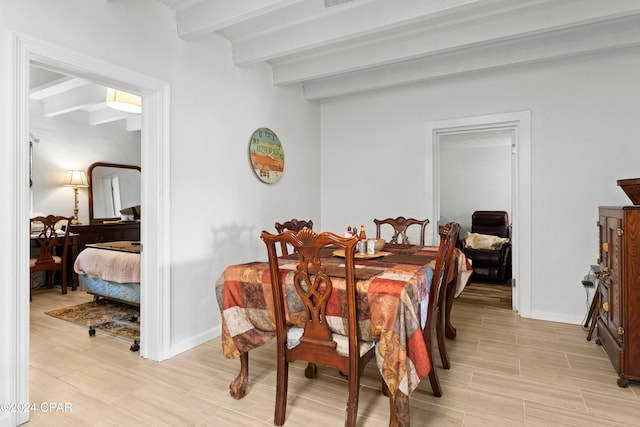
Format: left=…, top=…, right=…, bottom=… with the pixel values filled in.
left=26, top=285, right=640, bottom=426
left=456, top=281, right=513, bottom=310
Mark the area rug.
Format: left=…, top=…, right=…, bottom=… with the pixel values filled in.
left=45, top=300, right=140, bottom=342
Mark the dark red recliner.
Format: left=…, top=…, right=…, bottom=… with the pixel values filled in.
left=463, top=211, right=512, bottom=283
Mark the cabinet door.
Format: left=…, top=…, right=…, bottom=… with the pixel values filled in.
left=603, top=215, right=623, bottom=346
left=623, top=208, right=640, bottom=379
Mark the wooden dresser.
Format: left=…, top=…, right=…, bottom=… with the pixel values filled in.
left=70, top=221, right=140, bottom=251
left=596, top=206, right=640, bottom=387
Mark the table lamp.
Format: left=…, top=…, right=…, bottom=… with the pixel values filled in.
left=63, top=170, right=89, bottom=224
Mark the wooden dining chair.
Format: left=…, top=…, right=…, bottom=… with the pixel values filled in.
left=30, top=215, right=73, bottom=296
left=261, top=228, right=376, bottom=427
left=374, top=216, right=429, bottom=245
left=435, top=222, right=461, bottom=372
left=422, top=221, right=460, bottom=397
left=274, top=218, right=313, bottom=255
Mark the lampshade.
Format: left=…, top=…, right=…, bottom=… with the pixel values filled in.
left=106, top=88, right=142, bottom=114
left=63, top=170, right=88, bottom=187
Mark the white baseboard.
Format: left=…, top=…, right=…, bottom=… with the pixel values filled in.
left=168, top=326, right=221, bottom=358
left=528, top=309, right=586, bottom=326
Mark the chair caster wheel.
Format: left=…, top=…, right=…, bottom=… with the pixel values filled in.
left=130, top=339, right=140, bottom=352
left=88, top=326, right=96, bottom=337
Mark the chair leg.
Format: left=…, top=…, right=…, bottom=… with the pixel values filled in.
left=436, top=308, right=450, bottom=370
left=61, top=266, right=68, bottom=294
left=274, top=361, right=289, bottom=426
left=424, top=327, right=442, bottom=397
left=304, top=362, right=317, bottom=378
left=442, top=276, right=458, bottom=341
left=427, top=364, right=442, bottom=397
left=345, top=372, right=360, bottom=427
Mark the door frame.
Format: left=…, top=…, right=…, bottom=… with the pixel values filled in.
left=12, top=33, right=171, bottom=425
left=425, top=111, right=531, bottom=315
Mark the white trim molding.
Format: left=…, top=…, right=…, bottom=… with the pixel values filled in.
left=12, top=33, right=171, bottom=425
left=425, top=111, right=531, bottom=317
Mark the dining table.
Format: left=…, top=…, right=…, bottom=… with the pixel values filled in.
left=215, top=242, right=471, bottom=425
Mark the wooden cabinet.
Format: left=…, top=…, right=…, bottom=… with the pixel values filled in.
left=70, top=221, right=140, bottom=251
left=596, top=206, right=640, bottom=387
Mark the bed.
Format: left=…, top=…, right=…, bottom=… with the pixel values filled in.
left=73, top=241, right=141, bottom=306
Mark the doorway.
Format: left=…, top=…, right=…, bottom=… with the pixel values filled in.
left=438, top=128, right=513, bottom=237
left=13, top=34, right=171, bottom=425
left=425, top=111, right=532, bottom=315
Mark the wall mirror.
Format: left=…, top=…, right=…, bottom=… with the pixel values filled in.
left=88, top=162, right=141, bottom=223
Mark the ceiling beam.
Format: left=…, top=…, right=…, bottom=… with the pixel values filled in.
left=175, top=0, right=309, bottom=40
left=127, top=115, right=142, bottom=132
left=166, top=0, right=640, bottom=101
left=30, top=68, right=140, bottom=131
left=302, top=14, right=640, bottom=100
left=88, top=105, right=137, bottom=126
left=30, top=76, right=89, bottom=100
left=40, top=85, right=106, bottom=117
left=270, top=0, right=640, bottom=85
left=229, top=0, right=503, bottom=66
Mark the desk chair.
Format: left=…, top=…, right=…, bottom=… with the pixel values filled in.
left=374, top=216, right=429, bottom=246
left=30, top=215, right=72, bottom=297
left=274, top=218, right=313, bottom=255
left=261, top=228, right=375, bottom=427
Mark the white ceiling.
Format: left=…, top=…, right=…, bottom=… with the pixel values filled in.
left=160, top=0, right=640, bottom=100
left=29, top=66, right=142, bottom=133
left=30, top=0, right=640, bottom=130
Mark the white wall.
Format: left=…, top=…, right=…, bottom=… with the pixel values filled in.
left=439, top=129, right=512, bottom=236
left=321, top=48, right=640, bottom=324
left=0, top=1, right=320, bottom=425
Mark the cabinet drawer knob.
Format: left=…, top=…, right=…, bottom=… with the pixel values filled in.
left=602, top=242, right=609, bottom=253
left=602, top=301, right=610, bottom=312
left=616, top=228, right=624, bottom=237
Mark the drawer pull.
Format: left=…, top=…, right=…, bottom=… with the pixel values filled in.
left=602, top=301, right=610, bottom=312
left=602, top=242, right=609, bottom=253
left=618, top=326, right=624, bottom=335
left=617, top=228, right=624, bottom=237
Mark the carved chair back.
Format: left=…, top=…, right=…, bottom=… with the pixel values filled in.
left=261, top=227, right=375, bottom=426
left=374, top=216, right=429, bottom=245
left=30, top=215, right=72, bottom=295
left=274, top=218, right=314, bottom=255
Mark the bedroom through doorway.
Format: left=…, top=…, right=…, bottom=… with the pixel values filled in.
left=14, top=34, right=171, bottom=425
left=29, top=62, right=142, bottom=350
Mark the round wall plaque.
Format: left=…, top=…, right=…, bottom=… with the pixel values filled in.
left=248, top=128, right=284, bottom=184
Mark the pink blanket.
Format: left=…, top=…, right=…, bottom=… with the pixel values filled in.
left=74, top=247, right=140, bottom=283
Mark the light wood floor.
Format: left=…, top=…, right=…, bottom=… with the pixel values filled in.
left=26, top=284, right=640, bottom=426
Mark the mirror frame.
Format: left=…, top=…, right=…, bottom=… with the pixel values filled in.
left=87, top=162, right=141, bottom=224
